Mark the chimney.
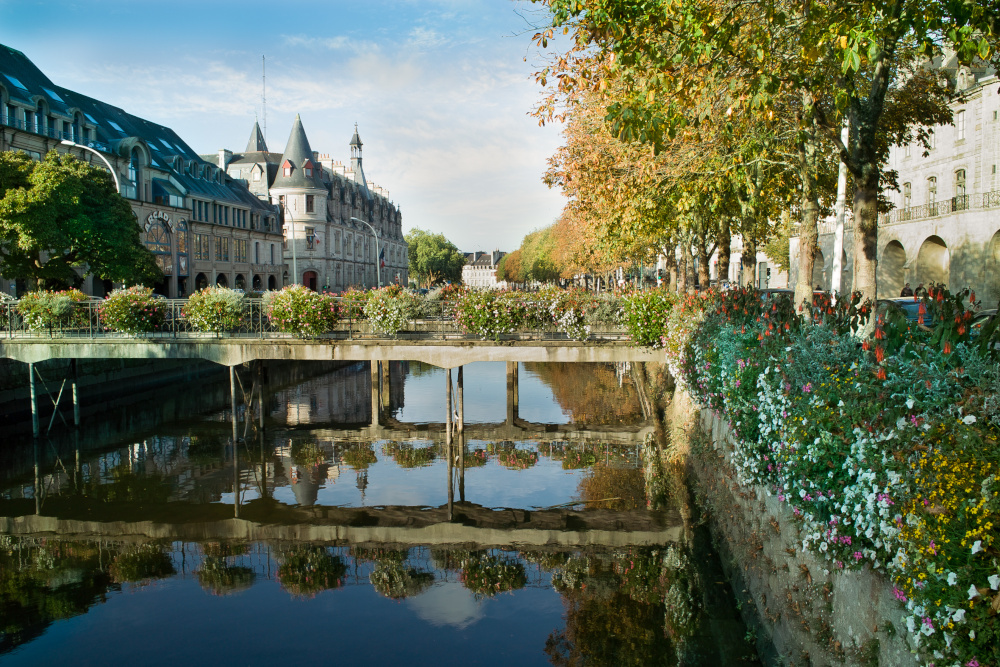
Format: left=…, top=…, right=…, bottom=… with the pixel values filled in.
left=218, top=149, right=232, bottom=170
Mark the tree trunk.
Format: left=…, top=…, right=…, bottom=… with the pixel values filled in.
left=681, top=240, right=696, bottom=294
left=795, top=101, right=821, bottom=316
left=676, top=250, right=687, bottom=293
left=742, top=235, right=757, bottom=288
left=718, top=217, right=731, bottom=285
left=666, top=247, right=677, bottom=293
left=852, top=162, right=879, bottom=305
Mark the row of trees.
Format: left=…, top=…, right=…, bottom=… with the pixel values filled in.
left=0, top=151, right=161, bottom=290
left=524, top=0, right=996, bottom=307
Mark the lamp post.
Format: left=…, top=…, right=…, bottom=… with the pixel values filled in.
left=61, top=140, right=120, bottom=193
left=350, top=216, right=381, bottom=288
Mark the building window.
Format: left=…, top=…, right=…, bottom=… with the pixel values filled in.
left=194, top=234, right=211, bottom=261
left=215, top=237, right=230, bottom=262
left=929, top=130, right=937, bottom=150
left=305, top=227, right=316, bottom=249
left=955, top=169, right=967, bottom=210
left=144, top=222, right=172, bottom=276
left=903, top=182, right=911, bottom=209
left=253, top=169, right=261, bottom=182
left=904, top=143, right=911, bottom=158
left=235, top=239, right=248, bottom=263
left=283, top=166, right=291, bottom=177
left=306, top=195, right=314, bottom=213
left=956, top=110, right=966, bottom=141
left=270, top=244, right=275, bottom=265
left=927, top=177, right=937, bottom=212
left=255, top=241, right=260, bottom=264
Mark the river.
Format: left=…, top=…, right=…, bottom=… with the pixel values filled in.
left=0, top=361, right=758, bottom=665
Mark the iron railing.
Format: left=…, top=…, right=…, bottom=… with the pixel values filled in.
left=0, top=297, right=630, bottom=343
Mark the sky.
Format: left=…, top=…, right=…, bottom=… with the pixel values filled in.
left=0, top=0, right=568, bottom=252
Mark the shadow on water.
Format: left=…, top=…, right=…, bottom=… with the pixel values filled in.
left=0, top=361, right=759, bottom=666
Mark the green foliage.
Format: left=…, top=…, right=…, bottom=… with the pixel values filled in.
left=183, top=286, right=247, bottom=333
left=381, top=441, right=435, bottom=468
left=277, top=546, right=346, bottom=598
left=16, top=289, right=89, bottom=330
left=453, top=289, right=532, bottom=340
left=263, top=285, right=338, bottom=337
left=342, top=445, right=377, bottom=470
left=108, top=544, right=175, bottom=584
left=0, top=151, right=161, bottom=289
left=362, top=285, right=415, bottom=335
left=460, top=552, right=527, bottom=599
left=197, top=558, right=255, bottom=596
left=621, top=288, right=677, bottom=348
left=369, top=562, right=435, bottom=600
left=97, top=286, right=166, bottom=335
left=405, top=228, right=465, bottom=287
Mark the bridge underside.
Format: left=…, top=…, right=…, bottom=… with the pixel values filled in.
left=0, top=339, right=664, bottom=367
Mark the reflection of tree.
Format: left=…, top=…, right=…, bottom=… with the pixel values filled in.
left=460, top=551, right=527, bottom=599
left=277, top=546, right=346, bottom=598
left=578, top=463, right=646, bottom=510
left=290, top=442, right=326, bottom=467
left=523, top=362, right=643, bottom=424
left=546, top=547, right=701, bottom=666
left=84, top=465, right=172, bottom=504
left=341, top=444, right=377, bottom=471
left=488, top=442, right=539, bottom=470
left=0, top=537, right=114, bottom=654
left=108, top=543, right=175, bottom=584
left=197, top=557, right=255, bottom=596
left=370, top=562, right=434, bottom=600
left=381, top=442, right=435, bottom=468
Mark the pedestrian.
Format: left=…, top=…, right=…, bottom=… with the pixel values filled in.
left=914, top=283, right=927, bottom=297
left=900, top=282, right=913, bottom=297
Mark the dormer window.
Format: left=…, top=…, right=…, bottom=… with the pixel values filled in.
left=282, top=159, right=293, bottom=177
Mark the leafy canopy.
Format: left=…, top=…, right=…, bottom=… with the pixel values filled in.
left=404, top=228, right=465, bottom=287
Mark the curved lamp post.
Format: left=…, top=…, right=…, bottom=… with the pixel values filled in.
left=61, top=140, right=120, bottom=193
left=350, top=216, right=381, bottom=288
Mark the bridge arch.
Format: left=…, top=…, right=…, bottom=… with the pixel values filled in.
left=916, top=235, right=949, bottom=288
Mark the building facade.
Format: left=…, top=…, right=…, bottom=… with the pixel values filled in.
left=462, top=250, right=506, bottom=288
left=790, top=60, right=1000, bottom=302
left=217, top=118, right=407, bottom=291
left=0, top=44, right=284, bottom=298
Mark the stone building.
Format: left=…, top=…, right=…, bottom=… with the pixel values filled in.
left=216, top=118, right=407, bottom=291
left=0, top=43, right=284, bottom=298
left=790, top=59, right=1000, bottom=302
left=462, top=250, right=506, bottom=288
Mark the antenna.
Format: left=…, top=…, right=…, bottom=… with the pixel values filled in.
left=262, top=55, right=267, bottom=145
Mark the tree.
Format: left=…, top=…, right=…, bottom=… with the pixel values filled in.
left=0, top=150, right=161, bottom=290
left=404, top=228, right=465, bottom=287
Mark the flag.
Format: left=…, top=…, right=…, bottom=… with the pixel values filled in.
left=379, top=247, right=385, bottom=268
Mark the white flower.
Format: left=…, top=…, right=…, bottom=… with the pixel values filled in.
left=972, top=540, right=983, bottom=554
left=989, top=574, right=1000, bottom=590
left=947, top=572, right=958, bottom=586
left=962, top=414, right=977, bottom=425
left=906, top=397, right=915, bottom=409
left=969, top=630, right=976, bottom=641
left=968, top=584, right=980, bottom=600
left=952, top=608, right=966, bottom=623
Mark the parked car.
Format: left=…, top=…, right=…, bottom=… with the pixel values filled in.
left=971, top=309, right=997, bottom=337
left=878, top=297, right=935, bottom=327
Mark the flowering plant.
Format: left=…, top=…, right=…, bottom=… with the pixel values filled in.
left=183, top=286, right=246, bottom=333
left=16, top=288, right=90, bottom=331
left=98, top=286, right=165, bottom=334
left=460, top=552, right=527, bottom=598
left=263, top=285, right=338, bottom=337
left=277, top=546, right=346, bottom=598
left=362, top=286, right=415, bottom=335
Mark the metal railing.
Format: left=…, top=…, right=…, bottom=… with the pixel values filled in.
left=0, top=297, right=630, bottom=343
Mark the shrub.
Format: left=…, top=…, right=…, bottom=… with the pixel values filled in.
left=16, top=288, right=90, bottom=331
left=338, top=287, right=371, bottom=320
left=98, top=286, right=165, bottom=334
left=621, top=288, right=677, bottom=347
left=263, top=285, right=338, bottom=337
left=183, top=286, right=246, bottom=333
left=453, top=289, right=529, bottom=340
left=362, top=286, right=414, bottom=335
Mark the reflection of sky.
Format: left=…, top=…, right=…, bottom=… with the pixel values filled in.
left=407, top=580, right=483, bottom=629
left=255, top=442, right=587, bottom=509
left=394, top=362, right=571, bottom=425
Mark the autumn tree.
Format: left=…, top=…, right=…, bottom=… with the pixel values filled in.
left=0, top=151, right=161, bottom=290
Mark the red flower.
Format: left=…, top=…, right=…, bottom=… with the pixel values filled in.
left=943, top=341, right=952, bottom=354
left=876, top=367, right=887, bottom=381
left=875, top=345, right=885, bottom=363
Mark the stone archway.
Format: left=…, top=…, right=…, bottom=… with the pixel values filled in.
left=235, top=274, right=246, bottom=290
left=988, top=230, right=1000, bottom=302
left=811, top=248, right=826, bottom=290
left=268, top=275, right=277, bottom=290
left=303, top=270, right=318, bottom=291
left=878, top=240, right=906, bottom=298
left=916, top=236, right=949, bottom=288
left=195, top=273, right=209, bottom=291
left=252, top=275, right=263, bottom=291
left=216, top=273, right=229, bottom=288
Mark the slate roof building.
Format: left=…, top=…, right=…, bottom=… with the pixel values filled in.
left=0, top=43, right=284, bottom=298
left=216, top=119, right=407, bottom=290
left=462, top=250, right=506, bottom=289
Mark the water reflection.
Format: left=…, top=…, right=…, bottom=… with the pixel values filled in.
left=0, top=361, right=755, bottom=665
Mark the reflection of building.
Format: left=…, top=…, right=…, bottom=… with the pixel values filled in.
left=0, top=43, right=283, bottom=297
left=790, top=61, right=1000, bottom=300
left=462, top=250, right=506, bottom=288
left=216, top=119, right=408, bottom=291
left=269, top=361, right=406, bottom=426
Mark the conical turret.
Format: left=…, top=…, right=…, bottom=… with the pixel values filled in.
left=245, top=120, right=268, bottom=153
left=272, top=114, right=324, bottom=189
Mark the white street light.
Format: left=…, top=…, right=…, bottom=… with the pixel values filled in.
left=61, top=140, right=120, bottom=193
left=350, top=216, right=381, bottom=288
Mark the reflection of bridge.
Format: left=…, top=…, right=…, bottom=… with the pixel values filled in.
left=298, top=420, right=654, bottom=445
left=0, top=499, right=682, bottom=548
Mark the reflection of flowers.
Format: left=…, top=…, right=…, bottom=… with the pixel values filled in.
left=562, top=450, right=597, bottom=470
left=290, top=442, right=325, bottom=467
left=370, top=561, right=435, bottom=600
left=381, top=442, right=435, bottom=468
left=460, top=552, right=527, bottom=599
left=197, top=557, right=255, bottom=596
left=108, top=544, right=175, bottom=584
left=349, top=546, right=408, bottom=564
left=277, top=546, right=346, bottom=598
left=488, top=442, right=539, bottom=471
left=460, top=449, right=488, bottom=468
left=342, top=445, right=377, bottom=470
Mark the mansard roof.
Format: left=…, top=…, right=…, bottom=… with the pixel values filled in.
left=271, top=114, right=325, bottom=190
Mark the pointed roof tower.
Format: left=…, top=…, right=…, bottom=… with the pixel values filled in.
left=349, top=122, right=373, bottom=201
left=272, top=114, right=324, bottom=190
left=245, top=120, right=268, bottom=153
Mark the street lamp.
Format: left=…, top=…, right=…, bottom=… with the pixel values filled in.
left=350, top=216, right=381, bottom=288
left=61, top=140, right=120, bottom=193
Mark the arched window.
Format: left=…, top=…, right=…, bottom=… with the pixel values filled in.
left=145, top=221, right=172, bottom=275
left=176, top=221, right=189, bottom=277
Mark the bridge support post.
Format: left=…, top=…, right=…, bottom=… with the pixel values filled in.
left=381, top=361, right=390, bottom=410
left=28, top=362, right=39, bottom=439
left=70, top=358, right=80, bottom=428
left=457, top=366, right=464, bottom=434
left=229, top=365, right=238, bottom=446
left=445, top=368, right=453, bottom=442
left=370, top=361, right=379, bottom=427
left=505, top=362, right=518, bottom=426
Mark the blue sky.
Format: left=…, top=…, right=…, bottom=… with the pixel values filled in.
left=0, top=0, right=566, bottom=251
